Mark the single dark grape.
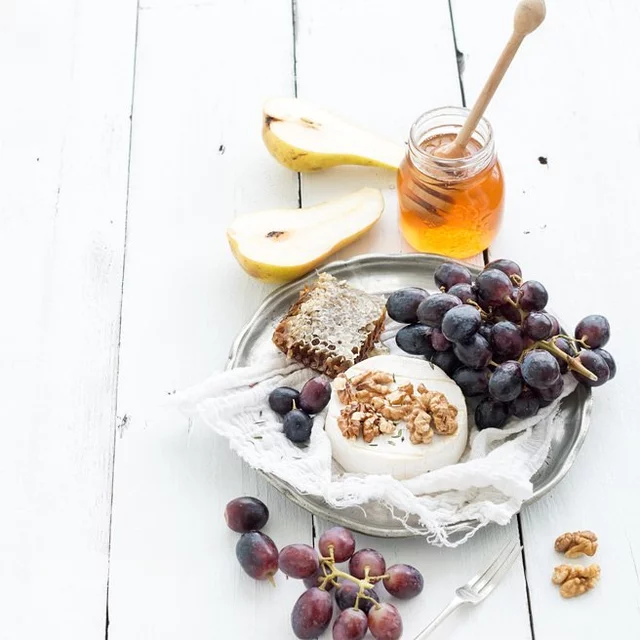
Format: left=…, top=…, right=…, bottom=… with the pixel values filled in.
left=484, top=258, right=522, bottom=280
left=475, top=397, right=509, bottom=430
left=395, top=324, right=434, bottom=356
left=546, top=313, right=561, bottom=336
left=416, top=293, right=461, bottom=328
left=434, top=262, right=473, bottom=290
left=523, top=312, right=554, bottom=340
left=553, top=337, right=575, bottom=374
left=509, top=388, right=540, bottom=419
left=303, top=565, right=335, bottom=591
left=475, top=269, right=514, bottom=306
left=477, top=323, right=493, bottom=342
left=278, top=544, right=319, bottom=579
left=430, top=351, right=462, bottom=376
left=453, top=367, right=491, bottom=397
left=442, top=305, right=482, bottom=344
left=367, top=602, right=403, bottom=640
left=291, top=587, right=333, bottom=639
left=490, top=321, right=525, bottom=361
left=224, top=496, right=269, bottom=533
left=383, top=564, right=424, bottom=599
left=517, top=280, right=548, bottom=312
left=573, top=350, right=610, bottom=387
left=448, top=282, right=478, bottom=304
left=430, top=328, right=452, bottom=352
left=349, top=549, right=386, bottom=580
left=235, top=531, right=279, bottom=581
left=495, top=290, right=522, bottom=323
left=269, top=387, right=300, bottom=416
left=521, top=349, right=561, bottom=390
left=298, top=376, right=332, bottom=414
left=386, top=287, right=429, bottom=324
left=332, top=608, right=369, bottom=640
left=489, top=361, right=523, bottom=402
left=318, top=526, right=356, bottom=563
left=283, top=409, right=313, bottom=443
left=453, top=333, right=492, bottom=370
left=575, top=314, right=611, bottom=348
left=536, top=375, right=565, bottom=403
left=334, top=580, right=380, bottom=613
left=594, top=348, right=616, bottom=380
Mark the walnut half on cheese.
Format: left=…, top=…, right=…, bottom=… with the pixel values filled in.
left=325, top=355, right=469, bottom=480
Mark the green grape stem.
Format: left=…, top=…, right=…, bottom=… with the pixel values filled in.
left=533, top=339, right=598, bottom=381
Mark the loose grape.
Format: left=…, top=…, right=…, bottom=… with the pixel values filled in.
left=235, top=531, right=279, bottom=581
left=278, top=544, right=319, bottom=579
left=517, top=280, right=548, bottom=312
left=430, top=328, right=452, bottom=352
left=509, top=388, right=540, bottom=419
left=383, top=564, right=424, bottom=599
left=303, top=565, right=335, bottom=591
left=575, top=314, right=610, bottom=348
left=416, top=293, right=461, bottom=328
left=367, top=602, right=403, bottom=640
left=453, top=334, right=493, bottom=369
left=536, top=375, right=565, bottom=403
left=489, top=361, right=523, bottom=402
left=395, top=324, right=434, bottom=356
left=224, top=496, right=269, bottom=533
left=332, top=608, right=368, bottom=640
left=430, top=351, right=462, bottom=376
left=490, top=321, right=525, bottom=361
left=298, top=376, right=332, bottom=414
left=318, top=526, right=356, bottom=563
left=475, top=269, right=514, bottom=306
left=268, top=387, right=300, bottom=416
left=484, top=258, right=522, bottom=280
left=349, top=549, right=386, bottom=580
left=442, top=305, right=482, bottom=344
left=453, top=367, right=491, bottom=397
left=594, top=348, right=616, bottom=380
left=283, top=409, right=313, bottom=443
left=291, top=587, right=333, bottom=639
left=523, top=312, right=554, bottom=340
left=434, top=262, right=473, bottom=290
left=334, top=580, right=380, bottom=613
left=573, top=350, right=610, bottom=387
left=521, top=349, right=561, bottom=390
left=386, top=287, right=429, bottom=324
left=448, top=282, right=478, bottom=304
left=475, top=397, right=509, bottom=430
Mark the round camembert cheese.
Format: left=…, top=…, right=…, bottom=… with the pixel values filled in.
left=325, top=355, right=468, bottom=480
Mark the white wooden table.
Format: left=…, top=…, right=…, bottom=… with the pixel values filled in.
left=2, top=1, right=638, bottom=638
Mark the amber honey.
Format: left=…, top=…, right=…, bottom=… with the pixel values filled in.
left=397, top=108, right=504, bottom=259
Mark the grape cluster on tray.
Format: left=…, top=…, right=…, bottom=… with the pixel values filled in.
left=387, top=259, right=616, bottom=430
left=225, top=496, right=422, bottom=640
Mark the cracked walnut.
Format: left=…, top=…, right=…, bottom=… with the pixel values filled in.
left=552, top=564, right=600, bottom=598
left=554, top=530, right=598, bottom=558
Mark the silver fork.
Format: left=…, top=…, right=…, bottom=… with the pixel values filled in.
left=413, top=539, right=522, bottom=639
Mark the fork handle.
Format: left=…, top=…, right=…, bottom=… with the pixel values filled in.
left=413, top=596, right=465, bottom=639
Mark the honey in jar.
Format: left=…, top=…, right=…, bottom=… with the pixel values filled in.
left=397, top=107, right=504, bottom=259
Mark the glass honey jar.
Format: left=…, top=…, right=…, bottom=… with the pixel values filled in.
left=397, top=107, right=504, bottom=259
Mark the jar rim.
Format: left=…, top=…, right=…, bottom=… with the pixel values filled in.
left=408, top=106, right=496, bottom=177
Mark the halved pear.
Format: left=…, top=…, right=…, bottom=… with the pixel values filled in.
left=227, top=188, right=384, bottom=283
left=263, top=97, right=405, bottom=172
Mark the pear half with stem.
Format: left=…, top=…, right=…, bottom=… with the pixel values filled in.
left=227, top=188, right=384, bottom=283
left=263, top=97, right=405, bottom=172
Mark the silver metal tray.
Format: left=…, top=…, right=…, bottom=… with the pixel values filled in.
left=227, top=253, right=592, bottom=538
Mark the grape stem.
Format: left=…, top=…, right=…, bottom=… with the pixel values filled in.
left=533, top=339, right=598, bottom=381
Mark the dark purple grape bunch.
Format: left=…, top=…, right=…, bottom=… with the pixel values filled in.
left=268, top=376, right=332, bottom=444
left=386, top=259, right=616, bottom=430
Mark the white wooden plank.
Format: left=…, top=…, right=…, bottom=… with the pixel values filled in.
left=452, top=0, right=640, bottom=636
left=297, top=1, right=530, bottom=638
left=106, top=3, right=316, bottom=639
left=0, top=0, right=138, bottom=638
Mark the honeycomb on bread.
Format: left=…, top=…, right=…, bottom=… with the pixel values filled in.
left=272, top=273, right=387, bottom=377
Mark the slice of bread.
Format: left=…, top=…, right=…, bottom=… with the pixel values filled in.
left=272, top=273, right=387, bottom=377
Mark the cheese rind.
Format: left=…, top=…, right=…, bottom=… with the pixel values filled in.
left=326, top=355, right=468, bottom=479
